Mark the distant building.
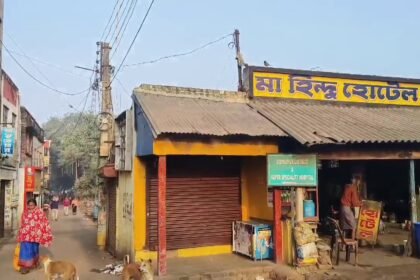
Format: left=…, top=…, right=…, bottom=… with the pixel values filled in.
left=43, top=140, right=51, bottom=191
left=18, top=106, right=44, bottom=218
left=0, top=70, right=20, bottom=237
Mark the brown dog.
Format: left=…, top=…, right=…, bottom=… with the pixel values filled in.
left=121, top=259, right=153, bottom=280
left=40, top=256, right=79, bottom=280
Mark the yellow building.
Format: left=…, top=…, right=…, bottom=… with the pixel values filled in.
left=113, top=66, right=420, bottom=275
left=127, top=84, right=284, bottom=269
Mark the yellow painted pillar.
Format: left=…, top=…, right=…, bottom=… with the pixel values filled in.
left=97, top=190, right=107, bottom=250
left=241, top=158, right=250, bottom=221
left=133, top=157, right=147, bottom=258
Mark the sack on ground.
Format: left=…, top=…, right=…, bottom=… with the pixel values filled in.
left=297, top=242, right=318, bottom=259
left=294, top=222, right=319, bottom=246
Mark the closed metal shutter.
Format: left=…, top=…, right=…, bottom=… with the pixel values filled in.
left=107, top=184, right=117, bottom=256
left=148, top=176, right=241, bottom=250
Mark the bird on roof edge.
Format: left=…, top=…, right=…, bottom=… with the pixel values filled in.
left=263, top=60, right=271, bottom=67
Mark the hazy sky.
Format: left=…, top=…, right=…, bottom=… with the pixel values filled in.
left=4, top=0, right=420, bottom=123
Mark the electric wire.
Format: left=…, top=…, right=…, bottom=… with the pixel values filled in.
left=115, top=77, right=132, bottom=98
left=108, top=0, right=131, bottom=44
left=103, top=0, right=127, bottom=42
left=100, top=0, right=121, bottom=40
left=111, top=0, right=139, bottom=59
left=123, top=32, right=234, bottom=68
left=111, top=0, right=157, bottom=84
left=1, top=40, right=90, bottom=96
left=9, top=50, right=92, bottom=79
left=110, top=0, right=136, bottom=48
left=6, top=33, right=56, bottom=87
left=71, top=67, right=98, bottom=129
left=72, top=89, right=92, bottom=130
left=41, top=91, right=91, bottom=150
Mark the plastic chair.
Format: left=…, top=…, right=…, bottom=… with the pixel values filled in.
left=327, top=217, right=358, bottom=266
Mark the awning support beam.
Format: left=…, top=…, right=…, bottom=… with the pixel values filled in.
left=317, top=150, right=420, bottom=161
left=410, top=160, right=417, bottom=223
left=273, top=189, right=283, bottom=264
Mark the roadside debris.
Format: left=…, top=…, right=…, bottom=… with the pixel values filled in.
left=90, top=262, right=124, bottom=275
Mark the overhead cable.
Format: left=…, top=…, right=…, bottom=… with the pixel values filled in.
left=111, top=0, right=157, bottom=84
left=110, top=0, right=136, bottom=47
left=123, top=32, right=233, bottom=68
left=115, top=77, right=132, bottom=98
left=6, top=32, right=56, bottom=87
left=111, top=0, right=139, bottom=58
left=103, top=0, right=127, bottom=42
left=73, top=90, right=92, bottom=130
left=100, top=0, right=122, bottom=40
left=9, top=50, right=91, bottom=79
left=1, top=40, right=90, bottom=96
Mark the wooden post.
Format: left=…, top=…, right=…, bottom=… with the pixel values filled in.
left=273, top=189, right=283, bottom=264
left=410, top=160, right=417, bottom=223
left=158, top=156, right=167, bottom=276
left=296, top=188, right=304, bottom=222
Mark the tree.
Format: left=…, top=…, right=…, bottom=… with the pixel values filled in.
left=43, top=113, right=100, bottom=198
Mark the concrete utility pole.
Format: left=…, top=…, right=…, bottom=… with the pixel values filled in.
left=96, top=42, right=114, bottom=250
left=233, top=29, right=243, bottom=92
left=0, top=0, right=3, bottom=67
left=100, top=42, right=113, bottom=115
left=98, top=42, right=114, bottom=163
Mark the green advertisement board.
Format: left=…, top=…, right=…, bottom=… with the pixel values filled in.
left=267, top=154, right=318, bottom=187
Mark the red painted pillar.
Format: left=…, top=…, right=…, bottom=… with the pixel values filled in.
left=158, top=156, right=167, bottom=276
left=273, top=189, right=283, bottom=264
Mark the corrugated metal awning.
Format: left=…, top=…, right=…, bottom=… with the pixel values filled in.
left=250, top=99, right=420, bottom=146
left=133, top=84, right=286, bottom=138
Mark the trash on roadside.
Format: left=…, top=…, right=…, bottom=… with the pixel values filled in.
left=91, top=262, right=125, bottom=275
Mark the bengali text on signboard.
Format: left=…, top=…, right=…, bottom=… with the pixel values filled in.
left=252, top=72, right=420, bottom=106
left=356, top=200, right=382, bottom=243
left=267, top=154, right=317, bottom=187
left=25, top=167, right=35, bottom=192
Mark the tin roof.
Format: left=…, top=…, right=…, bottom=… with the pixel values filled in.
left=250, top=99, right=420, bottom=145
left=133, top=84, right=286, bottom=137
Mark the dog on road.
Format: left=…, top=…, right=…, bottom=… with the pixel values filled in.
left=121, top=258, right=153, bottom=280
left=40, top=256, right=79, bottom=280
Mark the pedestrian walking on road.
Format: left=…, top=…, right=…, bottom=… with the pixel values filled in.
left=17, top=199, right=53, bottom=274
left=63, top=197, right=71, bottom=216
left=42, top=194, right=51, bottom=220
left=51, top=195, right=59, bottom=221
left=71, top=197, right=79, bottom=215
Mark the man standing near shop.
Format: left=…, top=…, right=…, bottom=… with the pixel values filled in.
left=340, top=175, right=362, bottom=238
